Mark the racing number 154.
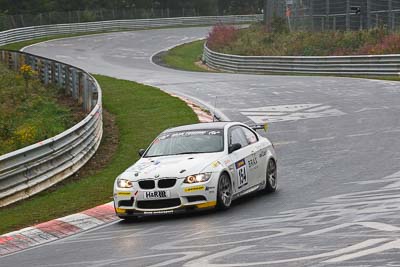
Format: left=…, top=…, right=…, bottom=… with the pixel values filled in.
left=235, top=159, right=248, bottom=189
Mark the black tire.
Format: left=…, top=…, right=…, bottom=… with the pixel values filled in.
left=264, top=159, right=277, bottom=193
left=216, top=173, right=233, bottom=210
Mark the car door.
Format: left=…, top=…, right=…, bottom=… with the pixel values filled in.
left=241, top=126, right=266, bottom=184
left=227, top=126, right=257, bottom=193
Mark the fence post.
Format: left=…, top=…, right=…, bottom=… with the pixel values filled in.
left=333, top=16, right=336, bottom=31
left=389, top=0, right=394, bottom=31
left=326, top=0, right=330, bottom=30
left=346, top=0, right=350, bottom=30
left=367, top=0, right=371, bottom=29
left=310, top=1, right=315, bottom=31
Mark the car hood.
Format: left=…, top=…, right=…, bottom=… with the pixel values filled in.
left=119, top=153, right=223, bottom=181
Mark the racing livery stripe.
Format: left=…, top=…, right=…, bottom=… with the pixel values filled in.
left=184, top=186, right=206, bottom=192
left=196, top=201, right=217, bottom=209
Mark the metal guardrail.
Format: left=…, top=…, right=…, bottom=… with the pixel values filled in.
left=0, top=50, right=103, bottom=207
left=0, top=15, right=262, bottom=47
left=203, top=44, right=400, bottom=76
left=0, top=15, right=262, bottom=207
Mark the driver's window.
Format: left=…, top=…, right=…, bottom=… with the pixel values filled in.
left=241, top=126, right=258, bottom=145
left=229, top=127, right=248, bottom=148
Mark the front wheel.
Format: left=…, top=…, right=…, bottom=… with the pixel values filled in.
left=216, top=173, right=232, bottom=210
left=264, top=159, right=277, bottom=193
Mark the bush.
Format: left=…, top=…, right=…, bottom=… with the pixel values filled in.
left=207, top=25, right=400, bottom=56
left=207, top=24, right=239, bottom=51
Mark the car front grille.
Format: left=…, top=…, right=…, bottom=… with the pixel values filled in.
left=138, top=180, right=155, bottom=189
left=158, top=178, right=176, bottom=188
left=137, top=198, right=181, bottom=209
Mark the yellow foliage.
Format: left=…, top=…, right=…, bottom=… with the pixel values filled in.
left=20, top=64, right=38, bottom=80
left=15, top=125, right=36, bottom=145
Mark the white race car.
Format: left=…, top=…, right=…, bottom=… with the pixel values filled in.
left=113, top=122, right=277, bottom=219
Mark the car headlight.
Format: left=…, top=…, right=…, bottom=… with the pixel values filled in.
left=117, top=178, right=133, bottom=188
left=184, top=173, right=212, bottom=184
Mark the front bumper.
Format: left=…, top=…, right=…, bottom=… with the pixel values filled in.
left=113, top=177, right=218, bottom=217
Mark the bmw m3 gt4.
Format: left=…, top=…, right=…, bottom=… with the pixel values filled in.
left=113, top=121, right=277, bottom=219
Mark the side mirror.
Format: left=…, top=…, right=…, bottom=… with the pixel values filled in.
left=138, top=149, right=146, bottom=157
left=228, top=143, right=242, bottom=154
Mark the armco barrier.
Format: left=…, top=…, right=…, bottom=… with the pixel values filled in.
left=0, top=15, right=262, bottom=207
left=203, top=44, right=400, bottom=76
left=0, top=50, right=103, bottom=207
left=0, top=15, right=262, bottom=47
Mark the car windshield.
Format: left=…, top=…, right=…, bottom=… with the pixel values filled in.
left=144, top=129, right=224, bottom=157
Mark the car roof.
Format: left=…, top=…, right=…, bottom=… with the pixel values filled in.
left=163, top=122, right=234, bottom=133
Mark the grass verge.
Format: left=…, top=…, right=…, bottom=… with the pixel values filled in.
left=161, top=40, right=208, bottom=72
left=0, top=75, right=198, bottom=234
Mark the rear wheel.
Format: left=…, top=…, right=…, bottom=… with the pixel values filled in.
left=264, top=159, right=277, bottom=193
left=216, top=173, right=232, bottom=210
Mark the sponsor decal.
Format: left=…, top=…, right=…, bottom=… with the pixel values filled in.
left=247, top=156, right=258, bottom=169
left=145, top=191, right=167, bottom=198
left=158, top=130, right=223, bottom=140
left=211, top=161, right=220, bottom=168
left=259, top=149, right=267, bottom=158
left=117, top=192, right=131, bottom=196
left=144, top=210, right=174, bottom=215
left=184, top=185, right=206, bottom=193
left=235, top=159, right=248, bottom=189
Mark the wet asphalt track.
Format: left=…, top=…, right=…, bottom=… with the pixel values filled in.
left=2, top=27, right=400, bottom=266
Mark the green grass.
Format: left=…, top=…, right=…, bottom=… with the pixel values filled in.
left=0, top=75, right=198, bottom=234
left=0, top=63, right=75, bottom=155
left=162, top=40, right=207, bottom=72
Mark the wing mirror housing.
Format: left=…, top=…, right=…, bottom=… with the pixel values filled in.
left=138, top=149, right=146, bottom=157
left=228, top=143, right=242, bottom=154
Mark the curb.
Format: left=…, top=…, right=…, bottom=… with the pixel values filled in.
left=0, top=97, right=214, bottom=257
left=0, top=202, right=116, bottom=256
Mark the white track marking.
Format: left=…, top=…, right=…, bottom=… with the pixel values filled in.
left=241, top=104, right=345, bottom=124
left=184, top=239, right=388, bottom=266
left=303, top=222, right=400, bottom=237
left=310, top=137, right=336, bottom=142
left=324, top=239, right=400, bottom=263
left=347, top=132, right=374, bottom=138
left=274, top=141, right=298, bottom=146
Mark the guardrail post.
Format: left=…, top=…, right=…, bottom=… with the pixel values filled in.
left=57, top=63, right=63, bottom=88
left=78, top=71, right=84, bottom=105
left=44, top=61, right=50, bottom=85
left=65, top=66, right=71, bottom=96
left=83, top=75, right=90, bottom=112
left=71, top=68, right=78, bottom=100
left=51, top=61, right=56, bottom=84
left=91, top=83, right=98, bottom=108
